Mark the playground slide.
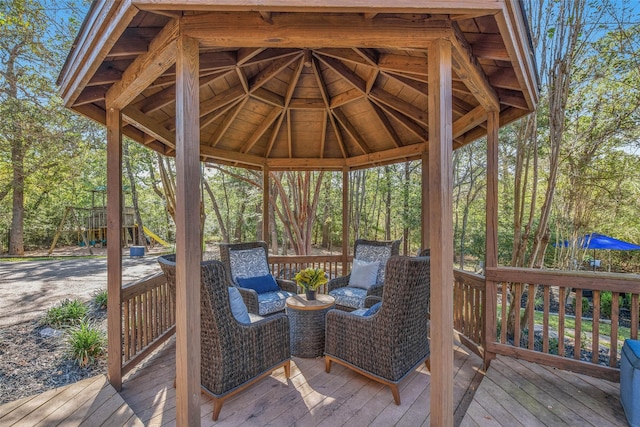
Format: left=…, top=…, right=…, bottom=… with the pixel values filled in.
left=142, top=225, right=171, bottom=247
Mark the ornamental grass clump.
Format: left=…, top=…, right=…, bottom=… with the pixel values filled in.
left=92, top=289, right=108, bottom=310
left=67, top=320, right=106, bottom=367
left=294, top=267, right=328, bottom=291
left=44, top=299, right=88, bottom=328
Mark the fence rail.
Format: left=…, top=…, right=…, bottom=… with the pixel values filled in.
left=121, top=273, right=175, bottom=375
left=269, top=255, right=349, bottom=294
left=485, top=267, right=640, bottom=381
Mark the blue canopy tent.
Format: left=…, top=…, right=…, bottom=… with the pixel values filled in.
left=565, top=233, right=640, bottom=271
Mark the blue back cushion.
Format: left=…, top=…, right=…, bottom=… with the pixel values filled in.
left=237, top=274, right=280, bottom=294
left=363, top=301, right=382, bottom=316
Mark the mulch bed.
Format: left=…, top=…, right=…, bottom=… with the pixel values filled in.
left=0, top=312, right=107, bottom=405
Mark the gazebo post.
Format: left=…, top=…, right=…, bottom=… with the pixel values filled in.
left=484, top=110, right=499, bottom=369
left=421, top=151, right=430, bottom=252
left=262, top=165, right=270, bottom=244
left=106, top=106, right=123, bottom=391
left=428, top=39, right=454, bottom=427
left=174, top=33, right=202, bottom=427
left=342, top=167, right=350, bottom=275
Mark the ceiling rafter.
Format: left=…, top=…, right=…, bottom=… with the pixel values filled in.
left=122, top=105, right=175, bottom=148
left=315, top=54, right=366, bottom=94
left=352, top=48, right=379, bottom=67
left=241, top=106, right=284, bottom=154
left=208, top=97, right=249, bottom=147
left=369, top=87, right=428, bottom=127
left=236, top=47, right=266, bottom=65
left=265, top=109, right=287, bottom=158
left=315, top=49, right=371, bottom=67
left=370, top=102, right=402, bottom=148
left=332, top=108, right=372, bottom=155
left=370, top=98, right=427, bottom=141
left=248, top=52, right=304, bottom=93
left=165, top=84, right=245, bottom=131
left=320, top=111, right=328, bottom=158
left=201, top=97, right=244, bottom=131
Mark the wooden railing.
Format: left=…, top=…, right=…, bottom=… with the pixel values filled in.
left=485, top=267, right=640, bottom=381
left=121, top=273, right=175, bottom=375
left=453, top=269, right=485, bottom=359
left=269, top=255, right=349, bottom=294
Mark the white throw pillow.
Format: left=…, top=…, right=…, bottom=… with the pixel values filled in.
left=228, top=287, right=251, bottom=324
left=348, top=259, right=380, bottom=290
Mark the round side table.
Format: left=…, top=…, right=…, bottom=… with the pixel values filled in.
left=286, top=294, right=335, bottom=358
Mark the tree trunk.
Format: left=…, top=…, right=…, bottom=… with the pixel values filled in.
left=123, top=142, right=146, bottom=248
left=203, top=179, right=229, bottom=242
left=9, top=137, right=25, bottom=255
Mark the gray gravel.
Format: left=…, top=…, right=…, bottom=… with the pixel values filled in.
left=0, top=255, right=162, bottom=328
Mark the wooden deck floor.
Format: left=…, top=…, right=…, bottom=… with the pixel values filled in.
left=0, top=374, right=142, bottom=426
left=460, top=355, right=628, bottom=427
left=119, top=337, right=484, bottom=426
left=0, top=341, right=628, bottom=426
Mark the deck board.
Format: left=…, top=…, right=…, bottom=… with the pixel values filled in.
left=460, top=355, right=627, bottom=427
left=120, top=337, right=482, bottom=426
left=0, top=375, right=142, bottom=427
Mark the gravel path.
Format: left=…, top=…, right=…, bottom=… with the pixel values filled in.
left=0, top=254, right=162, bottom=328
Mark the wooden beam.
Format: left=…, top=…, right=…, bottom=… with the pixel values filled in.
left=265, top=109, right=287, bottom=158
left=106, top=106, right=122, bottom=391
left=449, top=22, right=499, bottom=112
left=370, top=101, right=402, bottom=148
left=266, top=157, right=346, bottom=169
left=208, top=97, right=248, bottom=147
left=183, top=13, right=452, bottom=49
left=201, top=143, right=266, bottom=167
left=369, top=87, right=428, bottom=127
left=174, top=33, right=201, bottom=427
left=315, top=54, right=366, bottom=94
left=262, top=165, right=270, bottom=242
left=378, top=53, right=429, bottom=76
left=106, top=19, right=179, bottom=109
left=346, top=141, right=426, bottom=167
left=497, top=88, right=529, bottom=110
left=122, top=105, right=176, bottom=148
left=381, top=71, right=429, bottom=98
left=452, top=105, right=487, bottom=139
left=421, top=150, right=429, bottom=252
left=369, top=98, right=426, bottom=141
left=236, top=47, right=266, bottom=65
left=342, top=167, right=350, bottom=278
left=330, top=88, right=364, bottom=109
left=251, top=87, right=285, bottom=108
left=73, top=86, right=108, bottom=106
left=428, top=38, right=454, bottom=427
left=249, top=53, right=303, bottom=93
left=465, top=33, right=510, bottom=61
left=327, top=110, right=348, bottom=158
left=332, top=108, right=371, bottom=155
left=241, top=107, right=283, bottom=153
left=201, top=97, right=244, bottom=131
left=315, top=48, right=372, bottom=66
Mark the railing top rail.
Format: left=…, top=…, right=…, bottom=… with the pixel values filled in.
left=487, top=266, right=640, bottom=292
left=122, top=272, right=166, bottom=299
left=453, top=268, right=485, bottom=288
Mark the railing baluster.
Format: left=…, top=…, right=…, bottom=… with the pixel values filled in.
left=528, top=283, right=535, bottom=350
left=543, top=286, right=550, bottom=353
left=558, top=286, right=566, bottom=357
left=575, top=289, right=583, bottom=360
left=632, top=293, right=639, bottom=340
left=501, top=282, right=507, bottom=344
left=592, top=290, right=600, bottom=365
left=611, top=292, right=619, bottom=367
left=514, top=284, right=522, bottom=348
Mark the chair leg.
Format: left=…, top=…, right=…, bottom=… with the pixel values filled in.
left=212, top=398, right=224, bottom=421
left=325, top=356, right=332, bottom=373
left=389, top=384, right=401, bottom=405
left=284, top=360, right=291, bottom=378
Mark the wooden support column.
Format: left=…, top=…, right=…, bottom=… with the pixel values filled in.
left=484, top=110, right=499, bottom=369
left=342, top=167, right=350, bottom=275
left=106, top=106, right=123, bottom=391
left=262, top=165, right=270, bottom=243
left=175, top=33, right=201, bottom=427
left=428, top=39, right=454, bottom=427
left=421, top=151, right=429, bottom=252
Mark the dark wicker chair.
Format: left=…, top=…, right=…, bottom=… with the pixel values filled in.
left=328, top=239, right=401, bottom=311
left=219, top=241, right=297, bottom=315
left=324, top=256, right=430, bottom=405
left=158, top=256, right=291, bottom=421
left=157, top=254, right=177, bottom=307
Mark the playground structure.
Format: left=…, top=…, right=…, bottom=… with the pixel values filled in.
left=48, top=206, right=169, bottom=255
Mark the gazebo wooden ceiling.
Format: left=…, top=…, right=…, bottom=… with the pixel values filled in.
left=59, top=0, right=537, bottom=171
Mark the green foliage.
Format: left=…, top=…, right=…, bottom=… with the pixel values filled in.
left=44, top=298, right=87, bottom=328
left=67, top=320, right=106, bottom=367
left=572, top=296, right=590, bottom=315
left=92, top=289, right=108, bottom=310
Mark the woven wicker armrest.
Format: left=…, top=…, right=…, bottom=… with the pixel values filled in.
left=328, top=274, right=350, bottom=292
left=366, top=283, right=384, bottom=298
left=363, top=295, right=382, bottom=308
left=276, top=278, right=297, bottom=293
left=236, top=286, right=260, bottom=314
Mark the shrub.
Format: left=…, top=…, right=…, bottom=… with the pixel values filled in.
left=572, top=296, right=590, bottom=315
left=92, top=289, right=108, bottom=310
left=44, top=299, right=88, bottom=328
left=67, top=320, right=106, bottom=367
left=601, top=291, right=625, bottom=318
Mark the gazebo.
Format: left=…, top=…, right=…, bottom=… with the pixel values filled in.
left=57, top=1, right=538, bottom=425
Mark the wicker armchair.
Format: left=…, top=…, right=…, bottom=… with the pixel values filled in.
left=328, top=239, right=401, bottom=311
left=157, top=254, right=177, bottom=305
left=219, top=241, right=297, bottom=315
left=324, top=256, right=430, bottom=405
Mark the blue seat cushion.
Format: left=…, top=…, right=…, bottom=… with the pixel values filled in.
left=624, top=339, right=640, bottom=369
left=363, top=301, right=382, bottom=316
left=351, top=308, right=368, bottom=316
left=257, top=290, right=296, bottom=315
left=237, top=274, right=280, bottom=294
left=329, top=286, right=368, bottom=310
